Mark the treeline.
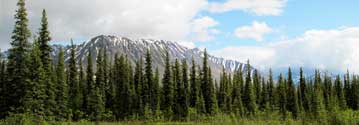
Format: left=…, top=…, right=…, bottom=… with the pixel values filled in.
left=1, top=0, right=359, bottom=123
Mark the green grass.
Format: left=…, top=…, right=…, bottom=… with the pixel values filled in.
left=2, top=110, right=359, bottom=125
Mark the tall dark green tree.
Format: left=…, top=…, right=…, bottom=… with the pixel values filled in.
left=68, top=40, right=81, bottom=120
left=96, top=49, right=105, bottom=99
left=312, top=70, right=325, bottom=120
left=115, top=56, right=133, bottom=119
left=277, top=74, right=287, bottom=120
left=162, top=50, right=174, bottom=117
left=6, top=0, right=31, bottom=114
left=37, top=9, right=56, bottom=118
left=55, top=48, right=69, bottom=120
left=267, top=69, right=275, bottom=111
left=86, top=51, right=104, bottom=121
left=232, top=67, right=244, bottom=116
left=299, top=67, right=309, bottom=112
left=286, top=68, right=299, bottom=118
left=201, top=49, right=218, bottom=114
left=24, top=41, right=46, bottom=117
left=133, top=58, right=144, bottom=115
left=38, top=9, right=51, bottom=69
left=243, top=60, right=256, bottom=116
left=253, top=69, right=261, bottom=105
left=334, top=75, right=346, bottom=109
left=189, top=57, right=199, bottom=108
left=344, top=70, right=351, bottom=109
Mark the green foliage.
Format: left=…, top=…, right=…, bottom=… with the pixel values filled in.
left=55, top=48, right=69, bottom=120
left=243, top=60, right=256, bottom=116
left=6, top=0, right=31, bottom=114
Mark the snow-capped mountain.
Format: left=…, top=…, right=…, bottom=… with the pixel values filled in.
left=51, top=35, right=251, bottom=79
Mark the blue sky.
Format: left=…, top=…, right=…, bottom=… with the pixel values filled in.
left=2, top=0, right=359, bottom=73
left=200, top=0, right=359, bottom=50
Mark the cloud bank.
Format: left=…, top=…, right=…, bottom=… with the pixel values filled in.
left=213, top=27, right=359, bottom=73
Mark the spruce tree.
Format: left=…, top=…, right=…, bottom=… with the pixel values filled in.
left=299, top=67, right=309, bottom=111
left=189, top=57, right=199, bottom=108
left=201, top=49, right=217, bottom=114
left=86, top=51, right=104, bottom=121
left=350, top=75, right=359, bottom=110
left=68, top=41, right=81, bottom=120
left=96, top=49, right=105, bottom=100
left=253, top=69, right=261, bottom=105
left=38, top=9, right=52, bottom=69
left=243, top=60, right=256, bottom=116
left=344, top=70, right=351, bottom=109
left=37, top=9, right=56, bottom=118
left=24, top=41, right=46, bottom=117
left=6, top=0, right=31, bottom=113
left=286, top=67, right=299, bottom=118
left=268, top=69, right=275, bottom=111
left=0, top=59, right=5, bottom=118
left=79, top=59, right=86, bottom=113
left=162, top=50, right=174, bottom=117
left=55, top=48, right=69, bottom=120
left=144, top=49, right=157, bottom=111
left=277, top=74, right=287, bottom=120
left=334, top=75, right=347, bottom=109
left=260, top=77, right=269, bottom=111
left=116, top=57, right=133, bottom=119
left=312, top=70, right=326, bottom=120
left=133, top=58, right=144, bottom=115
left=232, top=67, right=244, bottom=116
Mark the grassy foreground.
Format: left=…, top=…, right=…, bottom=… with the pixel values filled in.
left=1, top=110, right=359, bottom=125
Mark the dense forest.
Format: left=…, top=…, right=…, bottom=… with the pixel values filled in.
left=1, top=0, right=359, bottom=124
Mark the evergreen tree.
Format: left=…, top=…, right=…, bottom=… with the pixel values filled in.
left=96, top=49, right=105, bottom=101
left=24, top=41, right=46, bottom=117
left=38, top=9, right=51, bottom=69
left=312, top=70, right=326, bottom=120
left=243, top=60, right=256, bottom=116
left=55, top=48, right=69, bottom=120
left=201, top=49, right=218, bottom=114
left=344, top=70, right=351, bottom=109
left=232, top=67, right=244, bottom=116
left=277, top=74, right=287, bottom=120
left=260, top=77, right=269, bottom=111
left=144, top=49, right=157, bottom=111
left=189, top=57, right=199, bottom=108
left=6, top=0, right=31, bottom=114
left=253, top=69, right=261, bottom=105
left=133, top=58, right=144, bottom=115
left=116, top=57, right=133, bottom=119
left=79, top=59, right=86, bottom=113
left=68, top=40, right=81, bottom=120
left=0, top=58, right=6, bottom=118
left=334, top=75, right=347, bottom=109
left=37, top=9, right=56, bottom=118
left=267, top=69, right=275, bottom=111
left=162, top=50, right=174, bottom=117
left=86, top=51, right=104, bottom=121
left=299, top=67, right=309, bottom=112
left=286, top=68, right=299, bottom=118
left=323, top=73, right=333, bottom=111
left=350, top=75, right=359, bottom=110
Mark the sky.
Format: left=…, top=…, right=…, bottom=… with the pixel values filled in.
left=1, top=0, right=359, bottom=73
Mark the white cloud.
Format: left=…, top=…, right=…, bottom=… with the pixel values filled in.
left=234, top=21, right=272, bottom=41
left=208, top=0, right=286, bottom=16
left=0, top=0, right=209, bottom=49
left=190, top=16, right=220, bottom=42
left=213, top=27, right=359, bottom=73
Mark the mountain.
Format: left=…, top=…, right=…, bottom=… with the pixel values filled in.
left=51, top=35, right=250, bottom=80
